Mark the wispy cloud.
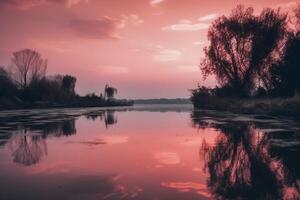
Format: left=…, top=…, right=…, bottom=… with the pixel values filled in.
left=162, top=23, right=209, bottom=31
left=275, top=1, right=297, bottom=8
left=192, top=41, right=205, bottom=46
left=0, top=0, right=88, bottom=10
left=162, top=20, right=209, bottom=31
left=68, top=17, right=124, bottom=39
left=121, top=14, right=144, bottom=25
left=150, top=0, right=165, bottom=7
left=198, top=13, right=218, bottom=21
left=153, top=49, right=182, bottom=62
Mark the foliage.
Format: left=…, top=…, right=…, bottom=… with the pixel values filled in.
left=104, top=84, right=118, bottom=99
left=0, top=49, right=130, bottom=109
left=201, top=5, right=287, bottom=97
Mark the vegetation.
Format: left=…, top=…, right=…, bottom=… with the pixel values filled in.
left=191, top=5, right=300, bottom=116
left=134, top=98, right=191, bottom=104
left=0, top=49, right=133, bottom=110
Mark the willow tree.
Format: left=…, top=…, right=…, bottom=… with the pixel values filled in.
left=201, top=5, right=287, bottom=97
left=104, top=84, right=117, bottom=100
left=11, top=49, right=47, bottom=89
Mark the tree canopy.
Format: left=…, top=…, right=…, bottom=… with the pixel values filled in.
left=201, top=5, right=287, bottom=97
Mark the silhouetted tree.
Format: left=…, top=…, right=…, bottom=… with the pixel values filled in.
left=11, top=49, right=47, bottom=89
left=0, top=67, right=17, bottom=98
left=266, top=6, right=300, bottom=97
left=201, top=5, right=287, bottom=97
left=62, top=75, right=76, bottom=96
left=104, top=84, right=117, bottom=100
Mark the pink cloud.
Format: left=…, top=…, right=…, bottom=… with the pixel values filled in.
left=0, top=0, right=88, bottom=10
left=162, top=20, right=210, bottom=31
left=68, top=17, right=124, bottom=39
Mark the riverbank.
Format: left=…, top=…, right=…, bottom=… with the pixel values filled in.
left=0, top=97, right=134, bottom=111
left=192, top=96, right=300, bottom=117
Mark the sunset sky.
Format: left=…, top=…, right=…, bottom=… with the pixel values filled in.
left=0, top=0, right=296, bottom=98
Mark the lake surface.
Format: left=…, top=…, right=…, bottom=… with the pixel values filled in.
left=0, top=105, right=299, bottom=200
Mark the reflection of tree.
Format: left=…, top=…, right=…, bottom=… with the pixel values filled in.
left=29, top=118, right=76, bottom=137
left=8, top=130, right=47, bottom=166
left=6, top=118, right=76, bottom=166
left=201, top=123, right=282, bottom=200
left=191, top=111, right=300, bottom=200
left=104, top=111, right=117, bottom=128
left=84, top=110, right=117, bottom=128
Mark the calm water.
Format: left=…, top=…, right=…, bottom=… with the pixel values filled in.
left=0, top=105, right=299, bottom=200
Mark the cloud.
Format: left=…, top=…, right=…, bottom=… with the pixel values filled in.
left=150, top=0, right=165, bottom=7
left=275, top=1, right=297, bottom=9
left=121, top=14, right=144, bottom=25
left=154, top=152, right=180, bottom=165
left=0, top=0, right=88, bottom=10
left=28, top=39, right=72, bottom=53
left=198, top=13, right=218, bottom=22
left=153, top=49, right=182, bottom=62
left=193, top=41, right=205, bottom=46
left=68, top=17, right=124, bottom=39
left=162, top=20, right=209, bottom=31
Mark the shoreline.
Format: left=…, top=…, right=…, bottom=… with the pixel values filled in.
left=192, top=96, right=300, bottom=117
left=0, top=101, right=134, bottom=111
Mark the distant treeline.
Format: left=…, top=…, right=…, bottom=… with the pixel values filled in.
left=0, top=49, right=133, bottom=109
left=134, top=98, right=191, bottom=104
left=191, top=5, right=300, bottom=112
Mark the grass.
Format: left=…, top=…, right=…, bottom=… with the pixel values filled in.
left=192, top=96, right=300, bottom=117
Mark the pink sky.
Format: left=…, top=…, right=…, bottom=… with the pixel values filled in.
left=0, top=0, right=295, bottom=98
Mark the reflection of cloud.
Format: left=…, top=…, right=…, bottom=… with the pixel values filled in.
left=103, top=136, right=128, bottom=144
left=68, top=17, right=124, bottom=39
left=180, top=137, right=202, bottom=146
left=161, top=182, right=211, bottom=197
left=154, top=152, right=180, bottom=165
left=66, top=136, right=128, bottom=146
left=64, top=174, right=119, bottom=195
left=162, top=20, right=209, bottom=31
left=198, top=13, right=218, bottom=22
left=63, top=174, right=143, bottom=198
left=154, top=49, right=182, bottom=62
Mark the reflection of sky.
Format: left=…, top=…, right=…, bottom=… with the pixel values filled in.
left=0, top=109, right=218, bottom=200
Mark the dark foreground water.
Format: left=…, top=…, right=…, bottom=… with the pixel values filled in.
left=0, top=105, right=299, bottom=200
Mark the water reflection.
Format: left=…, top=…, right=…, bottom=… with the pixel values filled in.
left=8, top=131, right=47, bottom=166
left=192, top=110, right=300, bottom=200
left=0, top=109, right=118, bottom=166
left=84, top=110, right=117, bottom=128
left=0, top=106, right=299, bottom=200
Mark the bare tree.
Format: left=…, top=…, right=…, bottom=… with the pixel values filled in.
left=11, top=49, right=47, bottom=88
